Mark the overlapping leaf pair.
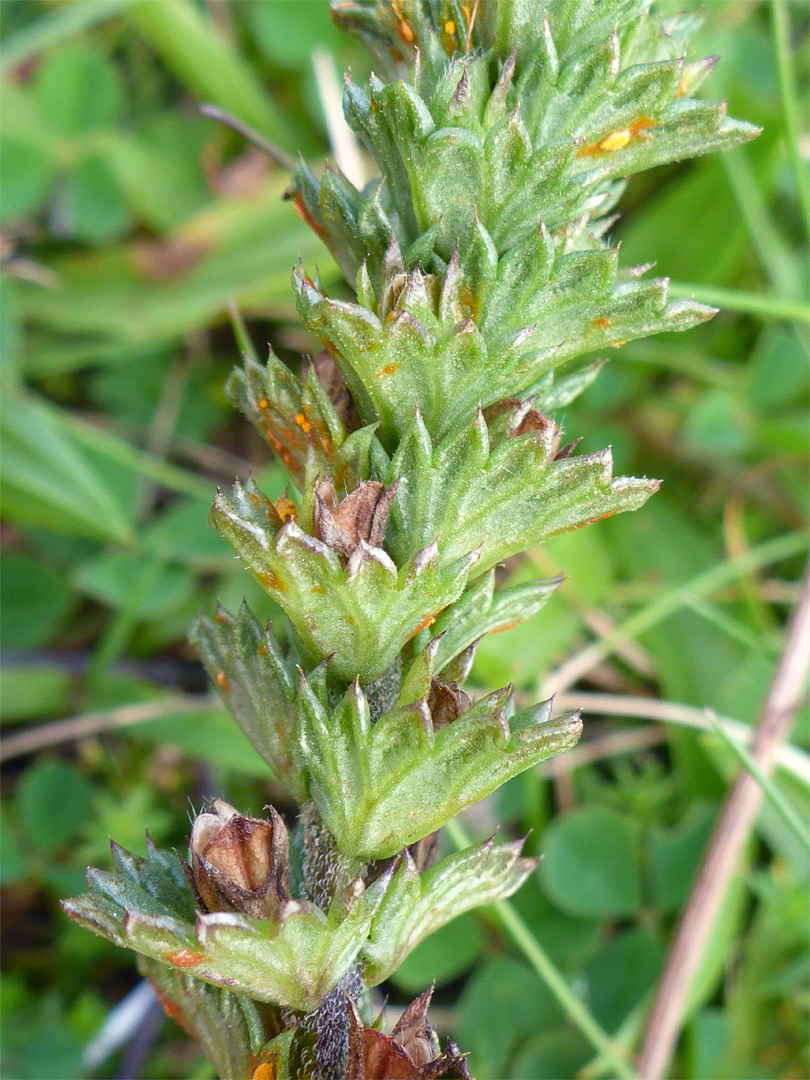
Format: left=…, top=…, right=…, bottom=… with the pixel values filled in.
left=190, top=592, right=580, bottom=857
left=63, top=809, right=535, bottom=1008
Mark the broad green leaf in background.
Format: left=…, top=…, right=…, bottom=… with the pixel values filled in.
left=71, top=551, right=194, bottom=620
left=32, top=43, right=122, bottom=136
left=649, top=802, right=718, bottom=915
left=513, top=1031, right=592, bottom=1080
left=583, top=929, right=666, bottom=1034
left=457, top=956, right=564, bottom=1079
left=17, top=760, right=94, bottom=855
left=539, top=806, right=643, bottom=920
left=64, top=153, right=129, bottom=245
left=390, top=914, right=484, bottom=993
left=0, top=552, right=75, bottom=651
left=0, top=136, right=54, bottom=223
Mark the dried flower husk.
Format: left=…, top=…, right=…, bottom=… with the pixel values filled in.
left=185, top=800, right=291, bottom=921
left=313, top=478, right=398, bottom=560
left=345, top=988, right=471, bottom=1080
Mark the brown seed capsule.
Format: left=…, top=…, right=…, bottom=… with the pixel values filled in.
left=427, top=679, right=471, bottom=730
left=313, top=478, right=398, bottom=560
left=345, top=987, right=472, bottom=1080
left=185, top=800, right=291, bottom=921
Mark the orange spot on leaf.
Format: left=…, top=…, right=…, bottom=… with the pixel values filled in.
left=577, top=117, right=654, bottom=157
left=168, top=950, right=205, bottom=968
left=260, top=571, right=287, bottom=592
left=294, top=412, right=314, bottom=435
left=216, top=671, right=230, bottom=692
left=375, top=361, right=401, bottom=378
left=412, top=614, right=437, bottom=637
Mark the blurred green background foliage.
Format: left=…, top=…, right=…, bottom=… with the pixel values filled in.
left=0, top=1, right=807, bottom=1078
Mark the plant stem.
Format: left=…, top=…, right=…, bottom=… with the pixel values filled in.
left=543, top=530, right=808, bottom=696
left=444, top=818, right=640, bottom=1080
left=706, top=711, right=810, bottom=851
left=0, top=694, right=218, bottom=763
left=553, top=691, right=810, bottom=786
left=638, top=560, right=810, bottom=1079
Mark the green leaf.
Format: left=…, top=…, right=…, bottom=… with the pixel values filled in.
left=362, top=836, right=535, bottom=982
left=71, top=553, right=194, bottom=620
left=649, top=802, right=718, bottom=914
left=65, top=153, right=129, bottom=244
left=137, top=957, right=264, bottom=1080
left=63, top=838, right=374, bottom=1011
left=458, top=957, right=564, bottom=1079
left=246, top=0, right=343, bottom=70
left=33, top=44, right=122, bottom=136
left=389, top=913, right=484, bottom=992
left=0, top=665, right=72, bottom=723
left=0, top=136, right=53, bottom=223
left=583, top=928, right=665, bottom=1033
left=513, top=1030, right=591, bottom=1080
left=0, top=395, right=134, bottom=543
left=0, top=805, right=29, bottom=886
left=17, top=760, right=94, bottom=855
left=0, top=552, right=75, bottom=651
left=539, top=807, right=642, bottom=919
left=125, top=0, right=301, bottom=150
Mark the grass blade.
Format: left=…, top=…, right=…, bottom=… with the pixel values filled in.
left=668, top=282, right=810, bottom=324
left=125, top=0, right=299, bottom=149
left=444, top=818, right=640, bottom=1080
left=707, top=710, right=810, bottom=852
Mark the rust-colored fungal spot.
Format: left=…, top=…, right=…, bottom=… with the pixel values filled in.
left=577, top=116, right=654, bottom=157
left=412, top=614, right=437, bottom=637
left=273, top=497, right=297, bottom=524
left=154, top=988, right=183, bottom=1022
left=168, top=950, right=205, bottom=968
left=591, top=316, right=612, bottom=329
left=260, top=572, right=286, bottom=592
left=216, top=671, right=230, bottom=692
left=294, top=412, right=314, bottom=435
left=252, top=1064, right=277, bottom=1080
left=375, top=361, right=401, bottom=378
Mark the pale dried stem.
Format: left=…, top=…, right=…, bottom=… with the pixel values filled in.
left=311, top=47, right=366, bottom=189
left=0, top=695, right=216, bottom=762
left=637, top=560, right=810, bottom=1079
left=552, top=691, right=810, bottom=784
